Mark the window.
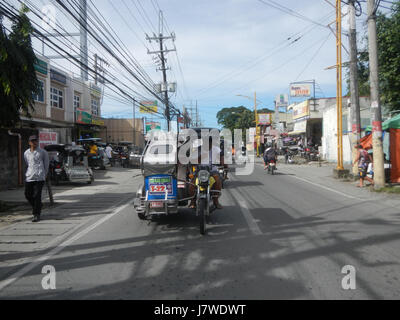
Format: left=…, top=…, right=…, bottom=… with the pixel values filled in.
left=91, top=97, right=99, bottom=116
left=50, top=87, right=63, bottom=109
left=33, top=79, right=45, bottom=103
left=74, top=94, right=80, bottom=109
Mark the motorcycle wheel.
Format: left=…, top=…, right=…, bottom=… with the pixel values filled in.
left=199, top=198, right=206, bottom=235
left=271, top=167, right=275, bottom=175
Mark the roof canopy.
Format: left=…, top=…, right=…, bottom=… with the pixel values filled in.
left=366, top=114, right=400, bottom=131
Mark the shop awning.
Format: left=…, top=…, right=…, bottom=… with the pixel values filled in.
left=288, top=120, right=306, bottom=135
left=365, top=113, right=400, bottom=131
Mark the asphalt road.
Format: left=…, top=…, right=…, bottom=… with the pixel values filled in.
left=1, top=161, right=400, bottom=299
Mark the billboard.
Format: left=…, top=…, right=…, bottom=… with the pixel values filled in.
left=76, top=108, right=92, bottom=124
left=258, top=113, right=271, bottom=125
left=139, top=101, right=158, bottom=114
left=290, top=84, right=312, bottom=97
left=39, top=131, right=58, bottom=149
left=145, top=121, right=161, bottom=132
left=292, top=100, right=310, bottom=121
left=275, top=94, right=289, bottom=107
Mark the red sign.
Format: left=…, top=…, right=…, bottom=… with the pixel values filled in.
left=39, top=131, right=58, bottom=149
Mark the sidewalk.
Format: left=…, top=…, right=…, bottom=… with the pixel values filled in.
left=0, top=167, right=142, bottom=228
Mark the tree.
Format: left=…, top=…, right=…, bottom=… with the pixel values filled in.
left=346, top=1, right=400, bottom=112
left=0, top=5, right=40, bottom=128
left=216, top=106, right=255, bottom=133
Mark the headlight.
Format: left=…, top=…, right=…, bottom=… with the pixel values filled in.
left=198, top=170, right=210, bottom=183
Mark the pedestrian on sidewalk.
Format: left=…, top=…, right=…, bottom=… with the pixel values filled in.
left=353, top=144, right=374, bottom=188
left=24, top=135, right=49, bottom=222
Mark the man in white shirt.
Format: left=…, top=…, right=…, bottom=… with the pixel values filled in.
left=24, top=135, right=49, bottom=222
left=105, top=144, right=114, bottom=166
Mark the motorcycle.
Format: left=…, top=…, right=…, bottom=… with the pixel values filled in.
left=266, top=159, right=277, bottom=175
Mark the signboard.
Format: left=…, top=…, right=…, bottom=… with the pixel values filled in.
left=275, top=94, right=289, bottom=107
left=145, top=121, right=161, bottom=132
left=258, top=113, right=271, bottom=125
left=92, top=117, right=104, bottom=126
left=34, top=59, right=48, bottom=75
left=140, top=101, right=158, bottom=114
left=290, top=84, right=312, bottom=97
left=39, top=131, right=57, bottom=149
left=292, top=100, right=310, bottom=121
left=76, top=108, right=92, bottom=124
left=50, top=69, right=67, bottom=85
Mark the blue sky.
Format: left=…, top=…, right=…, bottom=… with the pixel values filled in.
left=18, top=0, right=387, bottom=129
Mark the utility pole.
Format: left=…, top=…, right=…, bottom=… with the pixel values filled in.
left=255, top=92, right=259, bottom=157
left=336, top=0, right=344, bottom=171
left=146, top=11, right=176, bottom=132
left=348, top=0, right=362, bottom=177
left=133, top=100, right=136, bottom=145
left=195, top=100, right=199, bottom=127
left=80, top=0, right=88, bottom=81
left=367, top=0, right=386, bottom=189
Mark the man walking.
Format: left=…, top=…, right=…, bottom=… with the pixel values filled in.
left=24, top=135, right=49, bottom=222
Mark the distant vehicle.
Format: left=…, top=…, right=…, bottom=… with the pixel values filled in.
left=129, top=145, right=143, bottom=168
left=45, top=144, right=94, bottom=185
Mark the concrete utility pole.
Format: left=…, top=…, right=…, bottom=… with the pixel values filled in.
left=146, top=11, right=176, bottom=131
left=195, top=100, right=198, bottom=127
left=367, top=0, right=386, bottom=189
left=80, top=0, right=88, bottom=81
left=255, top=92, right=259, bottom=157
left=133, top=100, right=136, bottom=145
left=336, top=0, right=344, bottom=171
left=348, top=0, right=362, bottom=177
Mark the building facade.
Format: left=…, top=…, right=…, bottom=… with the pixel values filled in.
left=99, top=118, right=145, bottom=148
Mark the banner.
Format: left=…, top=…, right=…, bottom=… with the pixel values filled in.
left=140, top=101, right=158, bottom=114
left=290, top=83, right=312, bottom=97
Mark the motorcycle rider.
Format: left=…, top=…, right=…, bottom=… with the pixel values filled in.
left=263, top=142, right=277, bottom=170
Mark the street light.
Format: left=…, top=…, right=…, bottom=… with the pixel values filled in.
left=236, top=93, right=261, bottom=157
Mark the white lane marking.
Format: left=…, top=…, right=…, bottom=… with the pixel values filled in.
left=229, top=187, right=262, bottom=236
left=0, top=198, right=134, bottom=292
left=255, top=162, right=362, bottom=201
left=290, top=175, right=360, bottom=200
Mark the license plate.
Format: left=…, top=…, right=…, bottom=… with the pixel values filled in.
left=150, top=201, right=164, bottom=208
left=150, top=184, right=167, bottom=193
left=55, top=169, right=62, bottom=173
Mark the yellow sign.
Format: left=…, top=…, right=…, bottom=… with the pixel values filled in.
left=292, top=100, right=310, bottom=121
left=91, top=117, right=105, bottom=126
left=139, top=101, right=158, bottom=114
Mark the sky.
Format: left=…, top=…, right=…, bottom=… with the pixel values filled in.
left=6, top=0, right=391, bottom=129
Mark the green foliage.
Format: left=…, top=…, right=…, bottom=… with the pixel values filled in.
left=346, top=1, right=400, bottom=111
left=216, top=106, right=255, bottom=133
left=0, top=5, right=40, bottom=128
